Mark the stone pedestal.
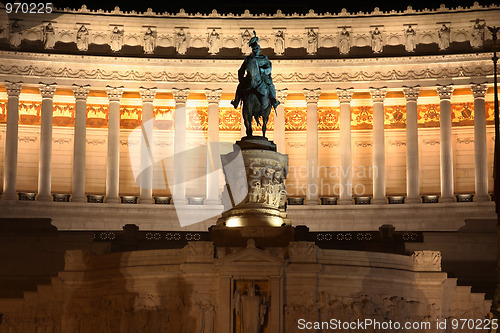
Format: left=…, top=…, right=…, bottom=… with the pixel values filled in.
left=216, top=137, right=290, bottom=229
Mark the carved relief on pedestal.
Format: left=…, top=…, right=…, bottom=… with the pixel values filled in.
left=411, top=250, right=442, bottom=271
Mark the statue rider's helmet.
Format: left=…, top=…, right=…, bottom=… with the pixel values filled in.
left=249, top=31, right=260, bottom=55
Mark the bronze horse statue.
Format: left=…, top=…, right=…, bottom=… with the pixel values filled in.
left=231, top=32, right=279, bottom=138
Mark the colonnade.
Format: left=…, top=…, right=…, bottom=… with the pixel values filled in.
left=0, top=81, right=491, bottom=204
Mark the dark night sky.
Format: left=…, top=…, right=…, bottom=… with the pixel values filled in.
left=50, top=0, right=498, bottom=14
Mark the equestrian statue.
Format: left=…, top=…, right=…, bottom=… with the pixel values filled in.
left=231, top=31, right=280, bottom=138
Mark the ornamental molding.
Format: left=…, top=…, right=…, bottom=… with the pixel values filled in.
left=5, top=81, right=22, bottom=96
left=303, top=88, right=321, bottom=103
left=172, top=88, right=190, bottom=103
left=470, top=82, right=488, bottom=99
left=355, top=141, right=372, bottom=147
left=276, top=88, right=289, bottom=102
left=411, top=250, right=441, bottom=271
left=336, top=88, right=354, bottom=103
left=0, top=63, right=494, bottom=85
left=389, top=140, right=406, bottom=146
left=139, top=87, right=157, bottom=103
left=402, top=85, right=421, bottom=101
left=72, top=84, right=90, bottom=100
left=369, top=87, right=387, bottom=103
left=27, top=3, right=500, bottom=18
left=52, top=138, right=72, bottom=144
left=436, top=84, right=454, bottom=100
left=423, top=139, right=440, bottom=145
left=204, top=88, right=222, bottom=104
left=18, top=136, right=37, bottom=143
left=321, top=141, right=339, bottom=148
left=105, top=85, right=124, bottom=102
left=86, top=139, right=106, bottom=145
left=457, top=137, right=474, bottom=144
left=39, top=82, right=57, bottom=99
left=288, top=142, right=306, bottom=148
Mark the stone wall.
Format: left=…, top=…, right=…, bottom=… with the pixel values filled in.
left=0, top=241, right=490, bottom=333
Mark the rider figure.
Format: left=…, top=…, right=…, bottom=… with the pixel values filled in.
left=231, top=32, right=280, bottom=111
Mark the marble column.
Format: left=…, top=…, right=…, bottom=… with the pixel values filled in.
left=172, top=88, right=190, bottom=205
left=304, top=88, right=321, bottom=205
left=471, top=83, right=489, bottom=201
left=71, top=84, right=90, bottom=202
left=403, top=86, right=421, bottom=204
left=370, top=87, right=387, bottom=204
left=337, top=88, right=354, bottom=205
left=37, top=83, right=56, bottom=201
left=275, top=89, right=288, bottom=154
left=105, top=86, right=124, bottom=203
left=139, top=87, right=156, bottom=204
left=437, top=84, right=455, bottom=202
left=2, top=81, right=22, bottom=200
left=205, top=88, right=222, bottom=205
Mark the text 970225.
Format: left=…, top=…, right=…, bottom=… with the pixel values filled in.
left=5, top=3, right=53, bottom=14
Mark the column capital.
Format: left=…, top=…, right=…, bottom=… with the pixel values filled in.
left=204, top=88, right=222, bottom=104
left=106, top=85, right=124, bottom=102
left=39, top=82, right=57, bottom=99
left=403, top=85, right=421, bottom=102
left=470, top=83, right=488, bottom=99
left=303, top=88, right=321, bottom=103
left=336, top=87, right=354, bottom=103
left=436, top=84, right=454, bottom=100
left=5, top=81, right=22, bottom=97
left=172, top=88, right=190, bottom=104
left=276, top=88, right=289, bottom=102
left=369, top=87, right=387, bottom=103
left=139, top=87, right=157, bottom=103
left=72, top=84, right=90, bottom=101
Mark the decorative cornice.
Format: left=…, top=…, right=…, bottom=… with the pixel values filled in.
left=39, top=82, right=57, bottom=99
left=470, top=83, right=488, bottom=99
left=436, top=84, right=454, bottom=100
left=42, top=3, right=500, bottom=18
left=303, top=88, right=321, bottom=103
left=139, top=87, right=157, bottom=103
left=276, top=88, right=289, bottom=102
left=0, top=57, right=493, bottom=85
left=106, top=85, right=124, bottom=102
left=172, top=88, right=190, bottom=104
left=402, top=85, right=421, bottom=102
left=72, top=84, right=90, bottom=101
left=204, top=88, right=222, bottom=104
left=369, top=87, right=387, bottom=103
left=5, top=81, right=22, bottom=97
left=336, top=88, right=354, bottom=103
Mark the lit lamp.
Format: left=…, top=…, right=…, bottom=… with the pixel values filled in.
left=488, top=24, right=500, bottom=328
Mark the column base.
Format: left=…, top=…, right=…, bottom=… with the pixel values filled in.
left=71, top=195, right=86, bottom=202
left=338, top=198, right=353, bottom=205
left=1, top=191, right=17, bottom=200
left=173, top=199, right=187, bottom=206
left=37, top=193, right=52, bottom=202
left=305, top=199, right=319, bottom=205
left=372, top=198, right=387, bottom=205
left=473, top=194, right=490, bottom=202
left=139, top=197, right=153, bottom=204
left=440, top=196, right=455, bottom=203
left=405, top=197, right=421, bottom=204
left=105, top=197, right=120, bottom=204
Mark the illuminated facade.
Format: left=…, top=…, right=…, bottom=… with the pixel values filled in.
left=0, top=3, right=499, bottom=332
